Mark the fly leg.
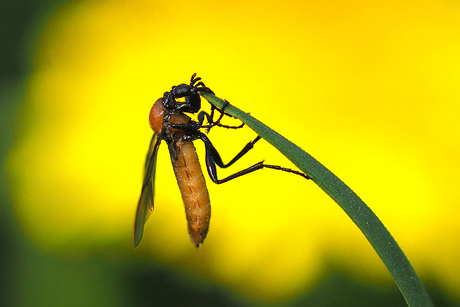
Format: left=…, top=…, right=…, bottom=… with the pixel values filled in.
left=199, top=100, right=245, bottom=131
left=208, top=136, right=262, bottom=169
left=186, top=133, right=310, bottom=183
left=190, top=73, right=214, bottom=94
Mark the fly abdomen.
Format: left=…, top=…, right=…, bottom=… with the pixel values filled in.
left=171, top=140, right=211, bottom=247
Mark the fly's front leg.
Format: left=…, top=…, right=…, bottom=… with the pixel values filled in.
left=197, top=111, right=213, bottom=127
left=200, top=100, right=245, bottom=130
left=196, top=104, right=221, bottom=127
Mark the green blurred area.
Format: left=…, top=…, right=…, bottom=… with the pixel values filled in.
left=1, top=1, right=459, bottom=306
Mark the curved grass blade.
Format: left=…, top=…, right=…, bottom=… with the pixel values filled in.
left=201, top=92, right=433, bottom=307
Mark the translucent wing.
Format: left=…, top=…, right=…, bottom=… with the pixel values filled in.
left=134, top=133, right=161, bottom=247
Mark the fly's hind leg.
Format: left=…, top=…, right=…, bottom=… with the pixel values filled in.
left=208, top=135, right=262, bottom=169
left=188, top=133, right=311, bottom=184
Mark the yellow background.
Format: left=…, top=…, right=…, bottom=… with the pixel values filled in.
left=7, top=0, right=460, bottom=303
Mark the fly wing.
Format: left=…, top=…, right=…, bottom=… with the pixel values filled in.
left=134, top=133, right=161, bottom=247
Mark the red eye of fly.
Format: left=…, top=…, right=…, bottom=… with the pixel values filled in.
left=149, top=98, right=165, bottom=135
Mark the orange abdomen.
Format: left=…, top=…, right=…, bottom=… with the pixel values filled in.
left=171, top=140, right=211, bottom=247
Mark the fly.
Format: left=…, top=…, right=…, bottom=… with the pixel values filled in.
left=134, top=74, right=310, bottom=248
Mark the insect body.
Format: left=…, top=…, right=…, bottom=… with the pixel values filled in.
left=135, top=74, right=310, bottom=248
left=135, top=74, right=214, bottom=247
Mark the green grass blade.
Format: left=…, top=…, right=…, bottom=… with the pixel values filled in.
left=202, top=92, right=433, bottom=307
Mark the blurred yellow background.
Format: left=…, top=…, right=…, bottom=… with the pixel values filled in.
left=4, top=0, right=460, bottom=305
